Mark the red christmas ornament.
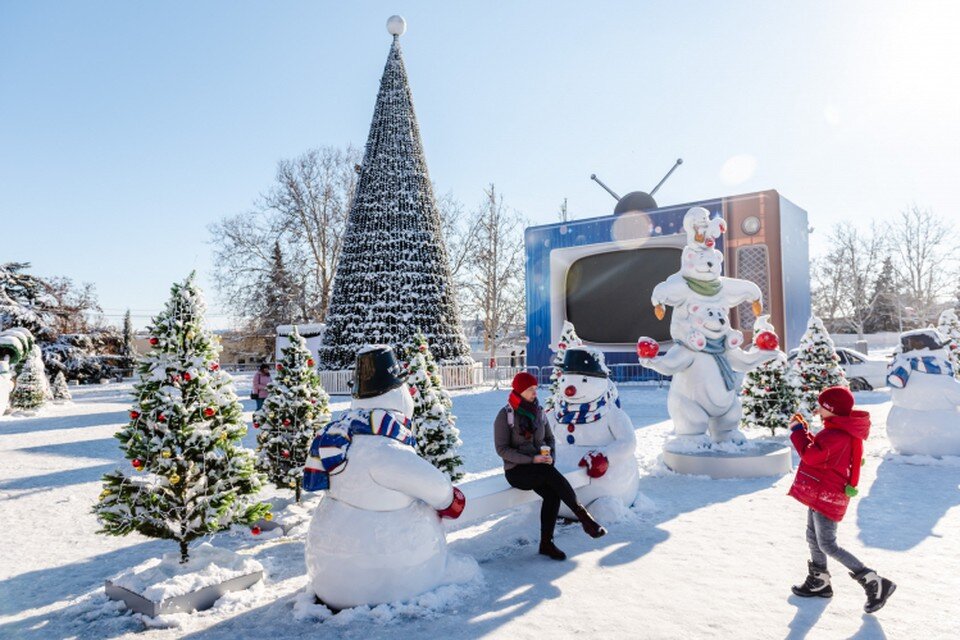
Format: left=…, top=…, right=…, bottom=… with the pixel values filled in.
left=281, top=450, right=291, bottom=458
left=276, top=364, right=283, bottom=371
left=183, top=372, right=192, bottom=381
left=409, top=386, right=417, bottom=395
left=251, top=526, right=261, bottom=535
left=418, top=344, right=427, bottom=353
left=131, top=458, right=143, bottom=468
left=203, top=407, right=216, bottom=418
left=253, top=422, right=260, bottom=429
left=210, top=362, right=220, bottom=371
left=754, top=331, right=779, bottom=351
left=636, top=337, right=660, bottom=359
left=282, top=418, right=291, bottom=426
left=157, top=413, right=167, bottom=423
left=130, top=410, right=140, bottom=420
left=149, top=337, right=159, bottom=346
left=558, top=342, right=567, bottom=350
left=307, top=358, right=315, bottom=367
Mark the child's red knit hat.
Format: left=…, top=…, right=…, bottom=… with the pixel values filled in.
left=818, top=386, right=855, bottom=416
left=511, top=371, right=538, bottom=394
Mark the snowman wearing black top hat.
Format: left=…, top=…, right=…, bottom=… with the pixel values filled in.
left=302, top=345, right=473, bottom=610
left=552, top=346, right=639, bottom=516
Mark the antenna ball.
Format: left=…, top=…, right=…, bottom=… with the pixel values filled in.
left=387, top=15, right=407, bottom=36
left=676, top=158, right=684, bottom=164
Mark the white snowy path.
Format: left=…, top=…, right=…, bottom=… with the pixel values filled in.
left=1, top=378, right=958, bottom=639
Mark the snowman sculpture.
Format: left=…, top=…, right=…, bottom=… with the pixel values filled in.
left=302, top=346, right=470, bottom=610
left=552, top=347, right=639, bottom=515
left=639, top=208, right=782, bottom=444
left=0, top=328, right=34, bottom=415
left=886, top=329, right=960, bottom=456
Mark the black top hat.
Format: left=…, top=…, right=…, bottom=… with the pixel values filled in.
left=352, top=345, right=406, bottom=399
left=561, top=348, right=608, bottom=378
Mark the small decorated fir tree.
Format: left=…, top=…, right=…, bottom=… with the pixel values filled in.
left=937, top=309, right=960, bottom=378
left=545, top=321, right=583, bottom=411
left=93, top=273, right=269, bottom=563
left=404, top=333, right=463, bottom=481
left=740, top=358, right=797, bottom=436
left=789, top=316, right=848, bottom=421
left=253, top=326, right=330, bottom=502
left=51, top=370, right=72, bottom=402
left=10, top=346, right=46, bottom=410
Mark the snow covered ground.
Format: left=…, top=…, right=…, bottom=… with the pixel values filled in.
left=2, top=375, right=958, bottom=639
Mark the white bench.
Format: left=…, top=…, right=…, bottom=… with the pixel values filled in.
left=444, top=467, right=591, bottom=530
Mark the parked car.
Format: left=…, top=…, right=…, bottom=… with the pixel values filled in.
left=787, top=347, right=891, bottom=391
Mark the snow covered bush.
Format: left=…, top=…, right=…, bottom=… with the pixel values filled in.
left=10, top=346, right=47, bottom=410
left=93, top=273, right=269, bottom=563
left=51, top=370, right=71, bottom=402
left=254, top=326, right=330, bottom=502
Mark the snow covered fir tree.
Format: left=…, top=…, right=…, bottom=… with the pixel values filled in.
left=10, top=346, right=47, bottom=410
left=937, top=308, right=960, bottom=378
left=93, top=273, right=269, bottom=563
left=254, top=326, right=330, bottom=502
left=790, top=315, right=848, bottom=421
left=404, top=332, right=463, bottom=480
left=740, top=358, right=797, bottom=436
left=317, top=19, right=471, bottom=370
left=51, top=370, right=71, bottom=402
left=545, top=321, right=583, bottom=411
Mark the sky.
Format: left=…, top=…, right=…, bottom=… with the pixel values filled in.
left=1, top=1, right=958, bottom=329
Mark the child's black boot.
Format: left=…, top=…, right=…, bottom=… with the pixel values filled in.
left=792, top=561, right=833, bottom=598
left=851, top=569, right=896, bottom=613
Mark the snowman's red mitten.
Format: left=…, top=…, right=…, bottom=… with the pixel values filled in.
left=579, top=451, right=609, bottom=478
left=437, top=487, right=466, bottom=519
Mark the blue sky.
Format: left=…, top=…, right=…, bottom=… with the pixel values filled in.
left=1, top=1, right=958, bottom=328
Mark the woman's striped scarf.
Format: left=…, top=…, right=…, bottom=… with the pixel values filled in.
left=303, top=409, right=415, bottom=492
left=555, top=385, right=620, bottom=425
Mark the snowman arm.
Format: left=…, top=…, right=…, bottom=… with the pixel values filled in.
left=726, top=347, right=783, bottom=373
left=640, top=344, right=694, bottom=376
left=368, top=445, right=453, bottom=510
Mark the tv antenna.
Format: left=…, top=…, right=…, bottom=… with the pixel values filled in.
left=591, top=158, right=683, bottom=213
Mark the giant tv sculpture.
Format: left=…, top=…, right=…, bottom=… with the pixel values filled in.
left=637, top=207, right=792, bottom=478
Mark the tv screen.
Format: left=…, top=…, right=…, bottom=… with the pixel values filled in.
left=565, top=247, right=680, bottom=344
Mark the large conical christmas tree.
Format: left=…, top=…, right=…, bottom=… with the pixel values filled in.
left=317, top=18, right=472, bottom=370
left=789, top=316, right=848, bottom=421
left=254, top=326, right=330, bottom=502
left=93, top=274, right=269, bottom=563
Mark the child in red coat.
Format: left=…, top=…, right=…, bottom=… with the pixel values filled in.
left=788, top=386, right=896, bottom=613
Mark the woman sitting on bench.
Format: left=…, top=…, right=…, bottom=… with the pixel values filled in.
left=494, top=372, right=607, bottom=560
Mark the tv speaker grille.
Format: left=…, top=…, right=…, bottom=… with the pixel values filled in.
left=736, top=244, right=770, bottom=330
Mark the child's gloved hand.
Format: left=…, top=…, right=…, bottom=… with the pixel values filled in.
left=789, top=413, right=808, bottom=432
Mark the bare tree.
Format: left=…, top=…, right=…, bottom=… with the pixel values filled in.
left=887, top=206, right=958, bottom=323
left=812, top=222, right=885, bottom=338
left=208, top=146, right=360, bottom=329
left=462, top=184, right=526, bottom=365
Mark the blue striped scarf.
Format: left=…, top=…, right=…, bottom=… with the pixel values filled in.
left=555, top=387, right=621, bottom=424
left=887, top=355, right=954, bottom=389
left=302, top=409, right=415, bottom=492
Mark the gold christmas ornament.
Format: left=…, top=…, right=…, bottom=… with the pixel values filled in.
left=264, top=512, right=274, bottom=521
left=161, top=449, right=172, bottom=458
left=170, top=473, right=181, bottom=485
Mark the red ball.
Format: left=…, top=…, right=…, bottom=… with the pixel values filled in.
left=149, top=337, right=159, bottom=346
left=558, top=342, right=567, bottom=350
left=130, top=410, right=140, bottom=420
left=276, top=364, right=283, bottom=371
left=636, top=337, right=660, bottom=359
left=409, top=386, right=417, bottom=395
left=281, top=450, right=290, bottom=458
left=210, top=362, right=220, bottom=371
left=282, top=418, right=291, bottom=426
left=755, top=331, right=779, bottom=351
left=418, top=344, right=427, bottom=352
left=307, top=358, right=315, bottom=367
left=183, top=372, right=191, bottom=381
left=203, top=407, right=216, bottom=418
left=157, top=413, right=167, bottom=423
left=251, top=526, right=261, bottom=535
left=131, top=458, right=142, bottom=468
left=253, top=422, right=260, bottom=429
left=564, top=385, right=577, bottom=397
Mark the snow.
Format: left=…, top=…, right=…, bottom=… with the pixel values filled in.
left=2, top=374, right=959, bottom=638
left=110, top=543, right=262, bottom=602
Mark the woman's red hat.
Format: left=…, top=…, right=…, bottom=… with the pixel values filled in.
left=511, top=371, right=538, bottom=394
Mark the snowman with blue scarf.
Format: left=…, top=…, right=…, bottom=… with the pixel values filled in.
left=552, top=346, right=639, bottom=516
left=302, top=345, right=471, bottom=610
left=887, top=329, right=960, bottom=456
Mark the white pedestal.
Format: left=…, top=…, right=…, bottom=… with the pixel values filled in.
left=662, top=441, right=792, bottom=478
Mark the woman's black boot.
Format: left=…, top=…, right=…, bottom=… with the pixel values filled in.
left=573, top=504, right=607, bottom=538
left=538, top=539, right=567, bottom=560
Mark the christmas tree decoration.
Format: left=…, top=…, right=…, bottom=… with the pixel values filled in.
left=937, top=309, right=960, bottom=378
left=253, top=326, right=330, bottom=503
left=403, top=332, right=464, bottom=480
left=316, top=25, right=472, bottom=370
left=789, top=316, right=848, bottom=421
left=545, top=321, right=583, bottom=412
left=51, top=370, right=72, bottom=402
left=93, top=273, right=269, bottom=564
left=10, top=345, right=48, bottom=410
left=740, top=357, right=798, bottom=436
